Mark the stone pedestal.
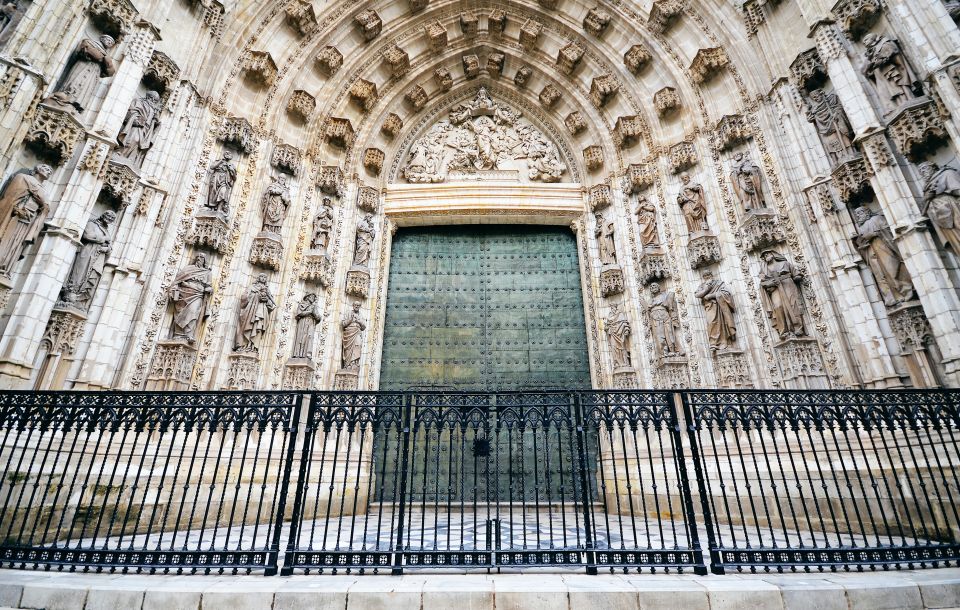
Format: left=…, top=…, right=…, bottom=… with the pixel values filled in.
left=334, top=369, right=360, bottom=390
left=888, top=301, right=939, bottom=387
left=226, top=352, right=259, bottom=390
left=599, top=264, right=624, bottom=297
left=249, top=232, right=283, bottom=270
left=637, top=250, right=669, bottom=285
left=612, top=366, right=638, bottom=388
left=301, top=251, right=332, bottom=287
left=713, top=349, right=753, bottom=388
left=687, top=233, right=721, bottom=269
left=282, top=358, right=315, bottom=390
left=774, top=337, right=828, bottom=389
left=187, top=211, right=231, bottom=254
left=346, top=267, right=371, bottom=298
left=739, top=209, right=784, bottom=253
left=653, top=357, right=690, bottom=389
left=145, top=339, right=197, bottom=390
left=33, top=306, right=88, bottom=390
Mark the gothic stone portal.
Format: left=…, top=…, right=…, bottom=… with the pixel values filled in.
left=377, top=226, right=594, bottom=502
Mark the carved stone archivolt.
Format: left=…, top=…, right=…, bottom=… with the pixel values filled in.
left=689, top=48, right=729, bottom=84
left=315, top=46, right=342, bottom=76
left=26, top=104, right=85, bottom=165
left=887, top=99, right=948, bottom=161
left=654, top=87, right=680, bottom=118
left=624, top=44, right=651, bottom=74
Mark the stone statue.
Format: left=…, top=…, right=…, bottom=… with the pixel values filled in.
left=261, top=175, right=290, bottom=234
left=918, top=161, right=960, bottom=255
left=695, top=270, right=737, bottom=352
left=115, top=91, right=163, bottom=169
left=729, top=152, right=766, bottom=212
left=947, top=0, right=960, bottom=22
left=60, top=210, right=117, bottom=309
left=205, top=152, right=236, bottom=217
left=310, top=198, right=334, bottom=252
left=169, top=253, right=213, bottom=343
left=648, top=282, right=683, bottom=359
left=677, top=173, right=708, bottom=233
left=353, top=213, right=375, bottom=267
left=853, top=207, right=915, bottom=307
left=0, top=164, right=52, bottom=278
left=862, top=33, right=919, bottom=113
left=594, top=213, right=618, bottom=266
left=234, top=273, right=275, bottom=353
left=636, top=197, right=660, bottom=250
left=46, top=35, right=116, bottom=114
left=291, top=293, right=322, bottom=360
left=604, top=302, right=633, bottom=370
left=341, top=301, right=366, bottom=371
left=0, top=1, right=21, bottom=42
left=759, top=250, right=806, bottom=340
left=804, top=89, right=857, bottom=165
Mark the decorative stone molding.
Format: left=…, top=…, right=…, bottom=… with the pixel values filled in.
left=713, top=350, right=753, bottom=388
left=381, top=113, right=403, bottom=139
left=357, top=185, right=380, bottom=213
left=100, top=160, right=139, bottom=206
left=317, top=165, right=344, bottom=196
left=405, top=85, right=429, bottom=111
left=325, top=117, right=355, bottom=149
left=789, top=48, right=826, bottom=92
left=354, top=9, right=382, bottom=41
left=187, top=212, right=230, bottom=254
left=600, top=265, right=625, bottom=297
left=409, top=0, right=429, bottom=13
left=614, top=115, right=642, bottom=149
left=812, top=20, right=846, bottom=61
left=688, top=233, right=722, bottom=268
left=434, top=67, right=453, bottom=92
left=460, top=10, right=478, bottom=36
left=271, top=143, right=301, bottom=175
left=831, top=0, right=881, bottom=39
left=487, top=53, right=505, bottom=76
left=584, top=145, right=604, bottom=171
left=625, top=162, right=656, bottom=193
left=830, top=155, right=872, bottom=204
left=315, top=46, right=343, bottom=76
left=301, top=252, right=332, bottom=287
left=715, top=114, right=753, bottom=151
left=557, top=41, right=585, bottom=75
left=41, top=307, right=87, bottom=355
left=775, top=338, right=828, bottom=389
left=334, top=370, right=360, bottom=390
left=653, top=86, right=680, bottom=117
left=859, top=131, right=895, bottom=172
left=489, top=9, right=507, bottom=34
left=637, top=252, right=670, bottom=284
left=887, top=99, right=948, bottom=161
left=804, top=179, right=837, bottom=220
left=669, top=141, right=697, bottom=173
left=613, top=368, right=639, bottom=389
left=539, top=84, right=562, bottom=108
left=589, top=182, right=611, bottom=210
left=363, top=148, right=385, bottom=175
left=514, top=66, right=533, bottom=87
left=520, top=18, right=543, bottom=49
left=348, top=79, right=378, bottom=112
left=654, top=361, right=690, bottom=388
left=282, top=361, right=315, bottom=390
left=589, top=74, right=619, bottom=108
left=346, top=269, right=371, bottom=298
left=226, top=353, right=259, bottom=390
left=648, top=0, right=684, bottom=33
left=624, top=44, right=652, bottom=74
left=143, top=51, right=180, bottom=97
left=287, top=90, right=316, bottom=122
left=425, top=21, right=447, bottom=53
left=219, top=116, right=255, bottom=154
left=583, top=7, right=611, bottom=36
left=739, top=209, right=785, bottom=252
left=565, top=112, right=587, bottom=135
left=889, top=302, right=933, bottom=352
left=285, top=0, right=318, bottom=37
left=87, top=0, right=137, bottom=37
left=538, top=0, right=558, bottom=8
left=242, top=50, right=277, bottom=88
left=382, top=43, right=410, bottom=78
left=689, top=47, right=729, bottom=84
left=462, top=54, right=480, bottom=79
left=78, top=142, right=111, bottom=174
left=145, top=340, right=196, bottom=391
left=202, top=1, right=225, bottom=38
left=249, top=234, right=283, bottom=270
left=25, top=104, right=85, bottom=165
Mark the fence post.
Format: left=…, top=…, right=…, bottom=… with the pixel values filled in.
left=276, top=393, right=312, bottom=576
left=573, top=392, right=597, bottom=575
left=392, top=392, right=414, bottom=575
left=669, top=392, right=709, bottom=575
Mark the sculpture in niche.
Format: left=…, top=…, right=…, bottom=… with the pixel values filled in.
left=729, top=152, right=767, bottom=212
left=636, top=197, right=661, bottom=250
left=0, top=164, right=51, bottom=278
left=0, top=0, right=22, bottom=42
left=594, top=212, right=618, bottom=265
left=234, top=273, right=275, bottom=353
left=402, top=87, right=567, bottom=183
left=168, top=253, right=213, bottom=344
left=114, top=91, right=162, bottom=169
left=804, top=89, right=857, bottom=165
left=648, top=282, right=683, bottom=359
left=677, top=173, right=709, bottom=233
left=46, top=35, right=116, bottom=115
left=341, top=301, right=366, bottom=371
left=261, top=175, right=290, bottom=234
left=946, top=0, right=960, bottom=22
left=353, top=213, right=375, bottom=267
left=311, top=197, right=334, bottom=252
left=205, top=152, right=236, bottom=217
left=861, top=33, right=919, bottom=114
left=759, top=250, right=807, bottom=340
left=695, top=270, right=737, bottom=352
left=291, top=293, right=321, bottom=359
left=605, top=302, right=632, bottom=369
left=60, top=210, right=116, bottom=310
left=853, top=207, right=915, bottom=307
left=919, top=161, right=960, bottom=255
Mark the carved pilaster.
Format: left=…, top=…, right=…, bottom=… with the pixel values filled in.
left=25, top=104, right=85, bottom=166
left=669, top=141, right=697, bottom=173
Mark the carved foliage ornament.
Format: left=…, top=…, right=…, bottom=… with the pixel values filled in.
left=654, top=86, right=680, bottom=117
left=590, top=74, right=619, bottom=108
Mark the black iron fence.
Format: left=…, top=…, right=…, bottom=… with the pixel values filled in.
left=0, top=389, right=957, bottom=575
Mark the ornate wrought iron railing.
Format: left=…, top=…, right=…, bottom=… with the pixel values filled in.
left=0, top=389, right=957, bottom=575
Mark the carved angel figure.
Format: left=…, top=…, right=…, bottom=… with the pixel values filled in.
left=729, top=152, right=766, bottom=212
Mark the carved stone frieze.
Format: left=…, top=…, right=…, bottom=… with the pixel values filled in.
left=187, top=212, right=230, bottom=253
left=830, top=154, right=873, bottom=203
left=689, top=47, right=729, bottom=84
left=219, top=116, right=255, bottom=154
left=145, top=340, right=197, bottom=391
left=648, top=0, right=684, bottom=33
left=775, top=338, right=828, bottom=389
left=713, top=350, right=753, bottom=388
left=462, top=54, right=480, bottom=79
left=589, top=182, right=611, bottom=210
left=489, top=8, right=506, bottom=33
left=346, top=268, right=371, bottom=298
left=460, top=10, right=478, bottom=36
left=87, top=0, right=137, bottom=37
left=614, top=115, right=642, bottom=149
left=565, top=111, right=587, bottom=135
left=143, top=51, right=180, bottom=97
left=739, top=209, right=785, bottom=252
left=688, top=233, right=722, bottom=268
left=669, top=141, right=697, bottom=173
left=832, top=0, right=881, bottom=39
left=434, top=67, right=453, bottom=92
left=301, top=252, right=333, bottom=287
left=539, top=84, right=562, bottom=108
left=584, top=145, right=604, bottom=171
left=271, top=143, right=301, bottom=175
left=487, top=52, right=505, bottom=76
left=354, top=9, right=382, bottom=41
left=653, top=86, right=680, bottom=117
left=226, top=353, right=259, bottom=390
left=583, top=7, right=611, bottom=36
left=887, top=98, right=948, bottom=161
left=315, top=46, right=343, bottom=76
left=326, top=117, right=355, bottom=149
left=520, top=18, right=542, bottom=49
left=514, top=65, right=533, bottom=87
left=25, top=104, right=85, bottom=165
left=381, top=113, right=403, bottom=139
left=348, top=79, right=378, bottom=112
left=405, top=85, right=429, bottom=111
left=624, top=162, right=656, bottom=193
left=249, top=234, right=283, bottom=270
left=425, top=21, right=447, bottom=53
left=317, top=165, right=344, bottom=196
left=624, top=44, right=652, bottom=74
left=242, top=50, right=277, bottom=88
left=357, top=185, right=380, bottom=212
left=715, top=114, right=753, bottom=150
left=285, top=0, right=317, bottom=37
left=557, top=41, right=585, bottom=75
left=100, top=159, right=139, bottom=206
left=589, top=74, right=619, bottom=108
left=41, top=307, right=87, bottom=355
left=382, top=43, right=410, bottom=78
left=637, top=252, right=670, bottom=284
left=287, top=89, right=316, bottom=122
left=600, top=265, right=625, bottom=297
left=789, top=48, right=827, bottom=92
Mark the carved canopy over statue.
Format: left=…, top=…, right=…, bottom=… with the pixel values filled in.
left=402, top=87, right=567, bottom=183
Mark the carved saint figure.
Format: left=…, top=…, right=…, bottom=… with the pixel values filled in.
left=862, top=33, right=918, bottom=113
left=205, top=152, right=236, bottom=216
left=695, top=270, right=737, bottom=352
left=234, top=273, right=275, bottom=353
left=291, top=293, right=322, bottom=360
left=636, top=197, right=660, bottom=250
left=947, top=0, right=960, bottom=22
left=115, top=91, right=163, bottom=169
left=353, top=213, right=375, bottom=267
left=594, top=213, right=618, bottom=266
left=853, top=207, right=915, bottom=307
left=804, top=89, right=857, bottom=165
left=605, top=302, right=633, bottom=370
left=47, top=35, right=116, bottom=114
left=341, top=301, right=366, bottom=371
left=60, top=210, right=116, bottom=309
left=169, top=254, right=213, bottom=343
left=0, top=164, right=52, bottom=277
left=648, top=282, right=683, bottom=359
left=311, top=198, right=334, bottom=252
left=759, top=250, right=806, bottom=340
left=729, top=152, right=766, bottom=212
left=677, top=173, right=708, bottom=233
left=918, top=161, right=960, bottom=255
left=261, top=175, right=290, bottom=234
left=0, top=1, right=21, bottom=41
